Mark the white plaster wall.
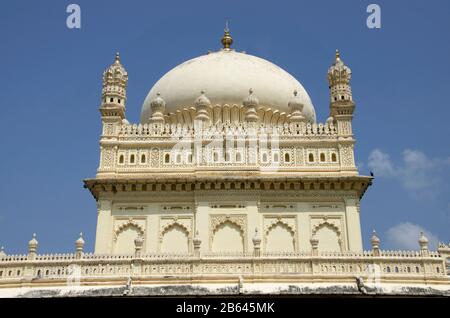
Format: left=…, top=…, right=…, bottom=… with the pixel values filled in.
left=93, top=193, right=363, bottom=255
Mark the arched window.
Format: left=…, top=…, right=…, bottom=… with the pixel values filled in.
left=176, top=154, right=181, bottom=163
left=273, top=153, right=279, bottom=162
left=262, top=153, right=268, bottom=163
left=331, top=153, right=337, bottom=162
left=130, top=154, right=135, bottom=164
left=187, top=153, right=192, bottom=163
left=284, top=153, right=290, bottom=163
left=308, top=153, right=314, bottom=162
left=164, top=153, right=170, bottom=163
left=225, top=152, right=230, bottom=162
left=119, top=155, right=124, bottom=164
left=320, top=153, right=326, bottom=162
left=236, top=152, right=242, bottom=162
left=141, top=154, right=146, bottom=164
left=213, top=152, right=219, bottom=162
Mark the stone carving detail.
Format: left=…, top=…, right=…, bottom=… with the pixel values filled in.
left=296, top=148, right=304, bottom=164
left=101, top=147, right=115, bottom=169
left=209, top=214, right=247, bottom=250
left=150, top=148, right=159, bottom=167
left=311, top=219, right=341, bottom=236
left=159, top=216, right=192, bottom=241
left=264, top=216, right=296, bottom=237
left=103, top=124, right=115, bottom=136
left=114, top=218, right=145, bottom=242
left=340, top=145, right=355, bottom=167
left=210, top=215, right=247, bottom=233
left=311, top=215, right=345, bottom=251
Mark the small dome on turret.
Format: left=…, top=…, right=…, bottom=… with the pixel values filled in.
left=327, top=49, right=352, bottom=86
left=28, top=233, right=38, bottom=247
left=243, top=88, right=259, bottom=107
left=288, top=90, right=304, bottom=110
left=195, top=91, right=211, bottom=107
left=371, top=230, right=380, bottom=245
left=103, top=53, right=128, bottom=83
left=76, top=232, right=85, bottom=246
left=150, top=93, right=166, bottom=109
left=418, top=231, right=429, bottom=244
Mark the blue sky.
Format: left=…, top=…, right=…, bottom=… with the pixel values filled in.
left=0, top=0, right=449, bottom=254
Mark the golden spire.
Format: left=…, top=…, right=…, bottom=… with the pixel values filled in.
left=335, top=49, right=340, bottom=61
left=221, top=21, right=233, bottom=50
left=115, top=52, right=121, bottom=64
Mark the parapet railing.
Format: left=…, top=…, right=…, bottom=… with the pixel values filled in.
left=0, top=250, right=447, bottom=283
left=117, top=122, right=338, bottom=139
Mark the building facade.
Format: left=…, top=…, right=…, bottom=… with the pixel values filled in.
left=0, top=28, right=449, bottom=297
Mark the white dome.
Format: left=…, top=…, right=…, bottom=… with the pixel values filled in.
left=141, top=49, right=316, bottom=123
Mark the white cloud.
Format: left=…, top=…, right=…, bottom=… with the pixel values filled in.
left=368, top=149, right=395, bottom=177
left=367, top=149, right=450, bottom=198
left=385, top=222, right=439, bottom=250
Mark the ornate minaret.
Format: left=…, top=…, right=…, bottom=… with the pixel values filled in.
left=97, top=53, right=128, bottom=177
left=327, top=50, right=354, bottom=137
left=100, top=53, right=128, bottom=123
left=327, top=50, right=357, bottom=174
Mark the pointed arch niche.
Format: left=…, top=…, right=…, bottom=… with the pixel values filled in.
left=113, top=219, right=145, bottom=255
left=312, top=219, right=343, bottom=253
left=210, top=215, right=247, bottom=253
left=264, top=219, right=296, bottom=253
left=160, top=222, right=190, bottom=253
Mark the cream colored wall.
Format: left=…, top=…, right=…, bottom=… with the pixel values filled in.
left=94, top=193, right=363, bottom=255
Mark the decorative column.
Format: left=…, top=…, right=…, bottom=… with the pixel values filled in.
left=0, top=246, right=6, bottom=259
left=148, top=93, right=166, bottom=124
left=310, top=233, right=319, bottom=256
left=194, top=91, right=211, bottom=125
left=371, top=230, right=380, bottom=256
left=28, top=233, right=38, bottom=260
left=419, top=232, right=429, bottom=257
left=134, top=235, right=144, bottom=258
left=75, top=233, right=85, bottom=259
left=193, top=231, right=202, bottom=257
left=288, top=90, right=306, bottom=124
left=252, top=228, right=261, bottom=257
left=243, top=89, right=259, bottom=123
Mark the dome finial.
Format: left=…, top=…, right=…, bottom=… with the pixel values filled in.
left=335, top=49, right=340, bottom=60
left=115, top=52, right=120, bottom=63
left=221, top=21, right=233, bottom=50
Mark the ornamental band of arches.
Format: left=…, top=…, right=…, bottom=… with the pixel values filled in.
left=111, top=213, right=345, bottom=255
